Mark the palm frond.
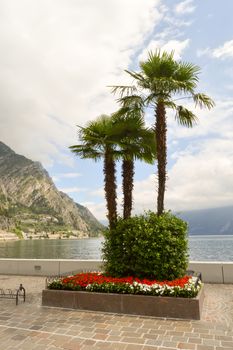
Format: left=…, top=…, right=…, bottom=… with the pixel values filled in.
left=174, top=62, right=200, bottom=87
left=140, top=50, right=177, bottom=80
left=111, top=109, right=145, bottom=140
left=125, top=69, right=145, bottom=82
left=117, top=95, right=144, bottom=110
left=163, top=100, right=177, bottom=109
left=192, top=93, right=215, bottom=109
left=69, top=144, right=103, bottom=161
left=144, top=93, right=157, bottom=106
left=109, top=85, right=137, bottom=98
left=175, top=106, right=198, bottom=127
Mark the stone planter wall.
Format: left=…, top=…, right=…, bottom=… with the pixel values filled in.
left=42, top=286, right=204, bottom=320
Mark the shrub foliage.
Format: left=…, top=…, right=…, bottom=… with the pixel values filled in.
left=102, top=211, right=188, bottom=281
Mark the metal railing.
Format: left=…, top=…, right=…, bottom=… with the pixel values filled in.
left=0, top=284, right=26, bottom=305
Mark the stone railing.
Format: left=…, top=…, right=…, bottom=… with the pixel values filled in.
left=0, top=259, right=232, bottom=283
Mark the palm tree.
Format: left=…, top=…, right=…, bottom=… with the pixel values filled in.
left=112, top=109, right=156, bottom=219
left=111, top=51, right=214, bottom=215
left=70, top=115, right=119, bottom=229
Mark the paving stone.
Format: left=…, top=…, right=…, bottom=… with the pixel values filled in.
left=142, top=334, right=159, bottom=340
left=188, top=337, right=202, bottom=344
left=106, top=335, right=122, bottom=342
left=185, top=332, right=200, bottom=338
left=145, top=339, right=163, bottom=346
left=1, top=277, right=233, bottom=350
left=121, top=336, right=145, bottom=344
left=148, top=329, right=166, bottom=335
left=62, top=343, right=82, bottom=350
left=201, top=334, right=214, bottom=339
left=196, top=345, right=215, bottom=350
left=92, top=333, right=109, bottom=340
left=163, top=340, right=178, bottom=348
left=202, top=338, right=221, bottom=346
left=121, top=331, right=140, bottom=337
left=167, top=331, right=185, bottom=336
left=125, top=344, right=144, bottom=350
left=215, top=335, right=233, bottom=341
left=177, top=342, right=196, bottom=349
left=81, top=339, right=96, bottom=346
left=108, top=344, right=128, bottom=350
left=172, top=336, right=189, bottom=342
left=63, top=340, right=83, bottom=350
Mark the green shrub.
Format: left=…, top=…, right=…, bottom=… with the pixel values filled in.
left=12, top=226, right=23, bottom=239
left=102, top=211, right=188, bottom=281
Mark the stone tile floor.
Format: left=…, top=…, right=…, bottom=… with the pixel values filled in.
left=0, top=275, right=233, bottom=350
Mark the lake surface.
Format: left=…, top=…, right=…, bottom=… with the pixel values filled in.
left=0, top=235, right=233, bottom=261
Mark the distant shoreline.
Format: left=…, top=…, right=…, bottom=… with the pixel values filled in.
left=0, top=229, right=101, bottom=241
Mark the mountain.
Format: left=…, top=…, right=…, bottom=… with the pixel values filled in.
left=178, top=206, right=233, bottom=235
left=0, top=141, right=104, bottom=238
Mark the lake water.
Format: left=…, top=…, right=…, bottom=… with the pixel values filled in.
left=0, top=235, right=233, bottom=261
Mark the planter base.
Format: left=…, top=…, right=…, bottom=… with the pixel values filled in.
left=42, top=286, right=204, bottom=320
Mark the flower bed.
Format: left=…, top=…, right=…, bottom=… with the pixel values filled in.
left=47, top=272, right=201, bottom=298
left=42, top=272, right=204, bottom=320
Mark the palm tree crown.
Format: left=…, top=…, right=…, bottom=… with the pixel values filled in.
left=70, top=115, right=119, bottom=228
left=112, top=109, right=156, bottom=219
left=111, top=50, right=215, bottom=215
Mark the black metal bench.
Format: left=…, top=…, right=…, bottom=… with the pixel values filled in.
left=0, top=284, right=26, bottom=305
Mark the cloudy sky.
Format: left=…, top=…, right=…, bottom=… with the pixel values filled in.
left=1, top=0, right=233, bottom=222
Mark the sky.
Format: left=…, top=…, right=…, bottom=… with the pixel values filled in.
left=1, top=0, right=233, bottom=222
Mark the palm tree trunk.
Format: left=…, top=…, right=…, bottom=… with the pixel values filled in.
left=155, top=101, right=167, bottom=216
left=122, top=159, right=134, bottom=219
left=104, top=148, right=117, bottom=228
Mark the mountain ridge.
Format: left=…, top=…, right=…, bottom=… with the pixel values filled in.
left=0, top=141, right=103, bottom=238
left=178, top=206, right=233, bottom=235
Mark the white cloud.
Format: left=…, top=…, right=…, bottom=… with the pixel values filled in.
left=81, top=201, right=107, bottom=221
left=52, top=172, right=82, bottom=182
left=212, top=40, right=233, bottom=59
left=130, top=98, right=233, bottom=213
left=55, top=172, right=82, bottom=181
left=132, top=174, right=157, bottom=214
left=60, top=187, right=87, bottom=194
left=139, top=39, right=189, bottom=61
left=0, top=0, right=162, bottom=166
left=62, top=172, right=82, bottom=178
left=90, top=188, right=105, bottom=198
left=166, top=139, right=233, bottom=211
left=167, top=99, right=233, bottom=140
left=174, top=0, right=196, bottom=15
left=129, top=136, right=233, bottom=213
left=197, top=40, right=233, bottom=60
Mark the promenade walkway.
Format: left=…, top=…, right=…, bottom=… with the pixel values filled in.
left=0, top=275, right=233, bottom=350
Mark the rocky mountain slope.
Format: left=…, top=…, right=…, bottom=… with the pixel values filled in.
left=0, top=141, right=103, bottom=238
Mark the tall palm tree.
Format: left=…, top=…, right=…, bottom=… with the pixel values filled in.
left=112, top=109, right=156, bottom=219
left=111, top=51, right=214, bottom=215
left=70, top=115, right=119, bottom=229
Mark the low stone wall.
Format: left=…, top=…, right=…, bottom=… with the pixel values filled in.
left=42, top=286, right=204, bottom=320
left=0, top=259, right=103, bottom=276
left=189, top=262, right=232, bottom=283
left=0, top=259, right=233, bottom=283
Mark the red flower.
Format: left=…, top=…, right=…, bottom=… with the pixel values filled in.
left=61, top=273, right=190, bottom=288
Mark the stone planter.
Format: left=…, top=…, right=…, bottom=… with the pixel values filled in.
left=42, top=285, right=204, bottom=320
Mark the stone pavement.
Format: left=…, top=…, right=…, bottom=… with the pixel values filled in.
left=0, top=275, right=233, bottom=350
